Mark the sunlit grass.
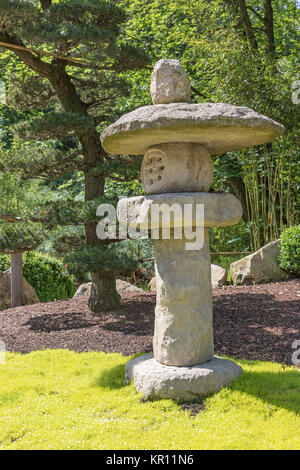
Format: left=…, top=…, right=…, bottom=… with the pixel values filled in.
left=0, top=350, right=299, bottom=450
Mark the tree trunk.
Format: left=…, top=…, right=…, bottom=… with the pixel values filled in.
left=262, top=0, right=276, bottom=54
left=237, top=0, right=259, bottom=51
left=80, top=130, right=121, bottom=312
left=89, top=270, right=120, bottom=312
left=10, top=252, right=23, bottom=308
left=227, top=176, right=249, bottom=222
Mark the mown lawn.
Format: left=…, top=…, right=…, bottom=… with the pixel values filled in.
left=0, top=350, right=299, bottom=450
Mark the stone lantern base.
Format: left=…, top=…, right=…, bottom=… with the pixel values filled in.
left=125, top=354, right=242, bottom=401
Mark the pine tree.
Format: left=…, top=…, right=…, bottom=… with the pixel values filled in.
left=0, top=0, right=148, bottom=311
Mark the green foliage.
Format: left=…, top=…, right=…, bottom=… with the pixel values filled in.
left=22, top=251, right=76, bottom=302
left=119, top=0, right=299, bottom=250
left=0, top=0, right=149, bottom=292
left=279, top=225, right=300, bottom=276
left=117, top=238, right=154, bottom=279
left=209, top=221, right=251, bottom=253
left=0, top=350, right=299, bottom=449
left=14, top=112, right=95, bottom=140
left=0, top=140, right=84, bottom=180
left=7, top=74, right=57, bottom=111
left=65, top=242, right=139, bottom=277
left=0, top=250, right=76, bottom=301
left=0, top=253, right=9, bottom=271
left=105, top=174, right=144, bottom=198
left=0, top=0, right=299, bottom=274
left=0, top=221, right=46, bottom=253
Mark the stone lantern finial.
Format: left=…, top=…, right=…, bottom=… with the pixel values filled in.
left=150, top=59, right=192, bottom=104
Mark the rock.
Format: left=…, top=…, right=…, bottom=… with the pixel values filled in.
left=153, top=231, right=214, bottom=366
left=0, top=269, right=39, bottom=310
left=211, top=264, right=227, bottom=288
left=150, top=59, right=191, bottom=105
left=141, top=143, right=213, bottom=194
left=116, top=279, right=144, bottom=294
left=101, top=102, right=285, bottom=156
left=73, top=279, right=144, bottom=298
left=125, top=353, right=242, bottom=401
left=73, top=282, right=92, bottom=297
left=117, top=192, right=243, bottom=230
left=148, top=277, right=156, bottom=292
left=230, top=240, right=289, bottom=285
left=148, top=263, right=227, bottom=293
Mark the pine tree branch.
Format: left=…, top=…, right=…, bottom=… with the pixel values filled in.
left=0, top=39, right=106, bottom=69
left=0, top=214, right=22, bottom=223
left=0, top=32, right=54, bottom=77
left=191, top=86, right=214, bottom=102
left=86, top=96, right=115, bottom=110
left=1, top=146, right=85, bottom=180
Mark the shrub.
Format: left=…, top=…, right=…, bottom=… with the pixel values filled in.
left=0, top=251, right=76, bottom=302
left=278, top=225, right=300, bottom=276
left=0, top=254, right=9, bottom=272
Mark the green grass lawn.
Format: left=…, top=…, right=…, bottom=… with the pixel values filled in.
left=0, top=350, right=299, bottom=450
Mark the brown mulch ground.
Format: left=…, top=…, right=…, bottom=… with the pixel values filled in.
left=0, top=280, right=299, bottom=365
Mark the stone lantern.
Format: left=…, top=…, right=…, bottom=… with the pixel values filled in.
left=101, top=60, right=284, bottom=401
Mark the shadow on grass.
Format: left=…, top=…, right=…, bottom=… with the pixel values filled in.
left=95, top=363, right=127, bottom=390
left=94, top=356, right=300, bottom=416
left=230, top=364, right=300, bottom=415
left=95, top=354, right=144, bottom=390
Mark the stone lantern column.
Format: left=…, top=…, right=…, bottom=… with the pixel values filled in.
left=152, top=231, right=213, bottom=367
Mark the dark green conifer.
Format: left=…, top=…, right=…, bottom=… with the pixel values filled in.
left=0, top=0, right=149, bottom=311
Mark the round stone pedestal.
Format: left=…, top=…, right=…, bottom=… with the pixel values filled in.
left=125, top=354, right=242, bottom=401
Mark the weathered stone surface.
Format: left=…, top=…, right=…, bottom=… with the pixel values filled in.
left=0, top=269, right=39, bottom=310
left=230, top=240, right=289, bottom=285
left=153, top=231, right=214, bottom=366
left=148, top=277, right=157, bottom=292
left=73, top=279, right=144, bottom=298
left=125, top=353, right=242, bottom=401
left=116, top=279, right=144, bottom=293
left=101, top=102, right=285, bottom=155
left=211, top=264, right=227, bottom=288
left=150, top=59, right=191, bottom=105
left=73, top=282, right=92, bottom=297
left=141, top=143, right=213, bottom=194
left=117, top=192, right=243, bottom=230
left=149, top=263, right=227, bottom=292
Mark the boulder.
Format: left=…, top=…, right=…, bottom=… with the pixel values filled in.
left=73, top=282, right=92, bottom=297
left=148, top=263, right=227, bottom=292
left=73, top=279, right=144, bottom=298
left=230, top=240, right=289, bottom=285
left=0, top=269, right=39, bottom=310
left=211, top=264, right=227, bottom=288
left=148, top=277, right=157, bottom=292
left=116, top=279, right=144, bottom=293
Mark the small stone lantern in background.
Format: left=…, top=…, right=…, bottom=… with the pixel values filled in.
left=101, top=60, right=284, bottom=401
